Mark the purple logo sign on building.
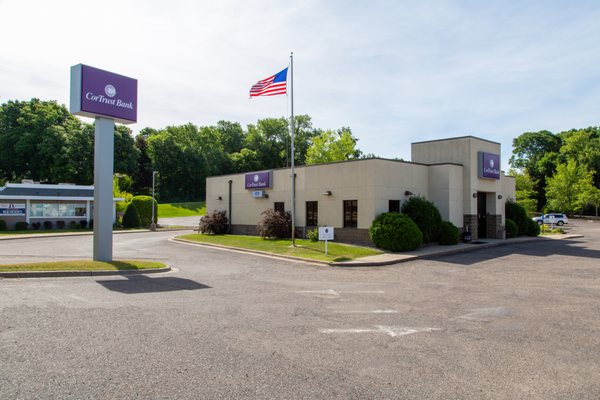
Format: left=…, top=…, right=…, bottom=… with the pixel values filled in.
left=478, top=152, right=500, bottom=180
left=245, top=171, right=272, bottom=189
left=70, top=64, right=137, bottom=124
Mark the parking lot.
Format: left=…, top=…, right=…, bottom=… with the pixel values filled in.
left=1, top=220, right=599, bottom=399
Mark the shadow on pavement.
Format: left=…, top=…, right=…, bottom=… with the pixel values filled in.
left=96, top=275, right=211, bottom=294
left=429, top=238, right=600, bottom=266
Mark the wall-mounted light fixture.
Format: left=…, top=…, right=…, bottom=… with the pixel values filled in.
left=404, top=190, right=413, bottom=196
left=217, top=196, right=222, bottom=200
left=323, top=190, right=332, bottom=196
left=497, top=194, right=503, bottom=200
left=473, top=192, right=478, bottom=198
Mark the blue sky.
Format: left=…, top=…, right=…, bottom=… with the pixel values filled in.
left=1, top=0, right=599, bottom=170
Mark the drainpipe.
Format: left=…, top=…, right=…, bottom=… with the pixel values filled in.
left=228, top=179, right=232, bottom=233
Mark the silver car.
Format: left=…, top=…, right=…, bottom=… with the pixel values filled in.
left=532, top=213, right=569, bottom=226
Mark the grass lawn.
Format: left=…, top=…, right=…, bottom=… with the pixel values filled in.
left=177, top=233, right=381, bottom=262
left=158, top=202, right=205, bottom=218
left=0, top=260, right=166, bottom=272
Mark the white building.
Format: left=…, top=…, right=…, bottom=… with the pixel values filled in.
left=0, top=182, right=119, bottom=229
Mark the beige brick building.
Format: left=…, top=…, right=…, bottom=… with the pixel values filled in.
left=206, top=136, right=516, bottom=245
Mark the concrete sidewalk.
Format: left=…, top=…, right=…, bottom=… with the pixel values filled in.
left=331, top=234, right=584, bottom=266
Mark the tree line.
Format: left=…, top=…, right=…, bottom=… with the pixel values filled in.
left=510, top=127, right=600, bottom=215
left=0, top=98, right=364, bottom=202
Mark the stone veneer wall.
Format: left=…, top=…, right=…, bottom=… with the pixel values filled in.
left=333, top=228, right=372, bottom=246
left=230, top=224, right=373, bottom=246
left=463, top=214, right=478, bottom=239
left=487, top=214, right=503, bottom=239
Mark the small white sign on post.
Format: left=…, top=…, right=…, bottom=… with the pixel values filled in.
left=318, top=226, right=334, bottom=255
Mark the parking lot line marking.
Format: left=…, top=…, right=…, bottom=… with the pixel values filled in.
left=334, top=309, right=398, bottom=314
left=296, top=289, right=385, bottom=297
left=320, top=326, right=440, bottom=337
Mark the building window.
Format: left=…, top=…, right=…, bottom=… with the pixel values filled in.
left=30, top=203, right=87, bottom=218
left=343, top=200, right=358, bottom=228
left=306, top=201, right=318, bottom=226
left=274, top=202, right=285, bottom=214
left=389, top=200, right=400, bottom=213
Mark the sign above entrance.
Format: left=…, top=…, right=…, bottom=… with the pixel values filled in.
left=478, top=152, right=500, bottom=180
left=245, top=171, right=272, bottom=189
left=70, top=64, right=138, bottom=124
left=0, top=203, right=25, bottom=215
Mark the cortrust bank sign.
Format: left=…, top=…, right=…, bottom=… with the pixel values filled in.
left=70, top=64, right=137, bottom=124
left=478, top=151, right=500, bottom=180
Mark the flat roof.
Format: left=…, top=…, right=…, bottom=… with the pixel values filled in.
left=411, top=135, right=501, bottom=146
left=207, top=157, right=464, bottom=179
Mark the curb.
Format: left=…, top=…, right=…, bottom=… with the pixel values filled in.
left=332, top=234, right=585, bottom=266
left=0, top=228, right=194, bottom=241
left=172, top=234, right=584, bottom=268
left=0, top=265, right=172, bottom=279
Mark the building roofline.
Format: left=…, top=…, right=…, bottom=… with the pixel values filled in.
left=3, top=183, right=94, bottom=190
left=207, top=157, right=464, bottom=179
left=411, top=135, right=501, bottom=146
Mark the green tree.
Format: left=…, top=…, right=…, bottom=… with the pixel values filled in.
left=228, top=148, right=262, bottom=173
left=0, top=99, right=77, bottom=183
left=510, top=130, right=563, bottom=210
left=509, top=168, right=537, bottom=214
left=546, top=160, right=594, bottom=215
left=216, top=120, right=245, bottom=154
left=132, top=134, right=153, bottom=195
left=559, top=127, right=600, bottom=188
left=114, top=125, right=140, bottom=177
left=305, top=127, right=362, bottom=165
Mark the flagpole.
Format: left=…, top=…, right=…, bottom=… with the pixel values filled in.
left=290, top=52, right=296, bottom=247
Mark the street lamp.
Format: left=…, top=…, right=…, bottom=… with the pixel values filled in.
left=150, top=171, right=158, bottom=231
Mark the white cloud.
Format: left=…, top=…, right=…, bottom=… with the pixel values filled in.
left=1, top=0, right=599, bottom=169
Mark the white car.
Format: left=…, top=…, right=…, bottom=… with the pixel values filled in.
left=532, top=213, right=569, bottom=226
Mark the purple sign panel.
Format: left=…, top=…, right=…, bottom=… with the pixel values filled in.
left=245, top=171, right=272, bottom=189
left=478, top=152, right=500, bottom=180
left=70, top=64, right=137, bottom=124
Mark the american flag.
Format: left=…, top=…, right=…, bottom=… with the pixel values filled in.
left=249, top=68, right=288, bottom=97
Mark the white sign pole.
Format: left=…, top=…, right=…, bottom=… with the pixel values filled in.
left=325, top=239, right=328, bottom=256
left=93, top=117, right=115, bottom=261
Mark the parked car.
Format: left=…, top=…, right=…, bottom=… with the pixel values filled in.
left=532, top=213, right=569, bottom=226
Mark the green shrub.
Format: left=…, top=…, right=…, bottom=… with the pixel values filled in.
left=525, top=218, right=540, bottom=237
left=369, top=212, right=423, bottom=251
left=44, top=221, right=53, bottom=229
left=130, top=195, right=158, bottom=227
left=257, top=209, right=291, bottom=239
left=199, top=210, right=228, bottom=234
left=401, top=196, right=442, bottom=243
left=0, top=219, right=6, bottom=231
left=438, top=221, right=460, bottom=245
left=14, top=221, right=29, bottom=230
left=122, top=203, right=141, bottom=228
left=56, top=220, right=66, bottom=229
left=505, top=218, right=518, bottom=238
left=69, top=221, right=79, bottom=229
left=307, top=228, right=319, bottom=242
left=31, top=222, right=41, bottom=230
left=505, top=200, right=529, bottom=237
left=79, top=220, right=88, bottom=229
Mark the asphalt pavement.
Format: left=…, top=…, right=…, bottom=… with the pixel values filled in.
left=1, top=220, right=599, bottom=399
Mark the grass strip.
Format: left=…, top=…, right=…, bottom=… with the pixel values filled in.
left=0, top=260, right=166, bottom=272
left=177, top=233, right=381, bottom=262
left=158, top=202, right=205, bottom=218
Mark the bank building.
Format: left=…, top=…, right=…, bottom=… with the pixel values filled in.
left=206, top=136, right=515, bottom=245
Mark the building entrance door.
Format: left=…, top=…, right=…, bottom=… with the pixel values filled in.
left=477, top=192, right=487, bottom=239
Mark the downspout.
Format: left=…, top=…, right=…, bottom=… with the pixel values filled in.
left=228, top=179, right=232, bottom=233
